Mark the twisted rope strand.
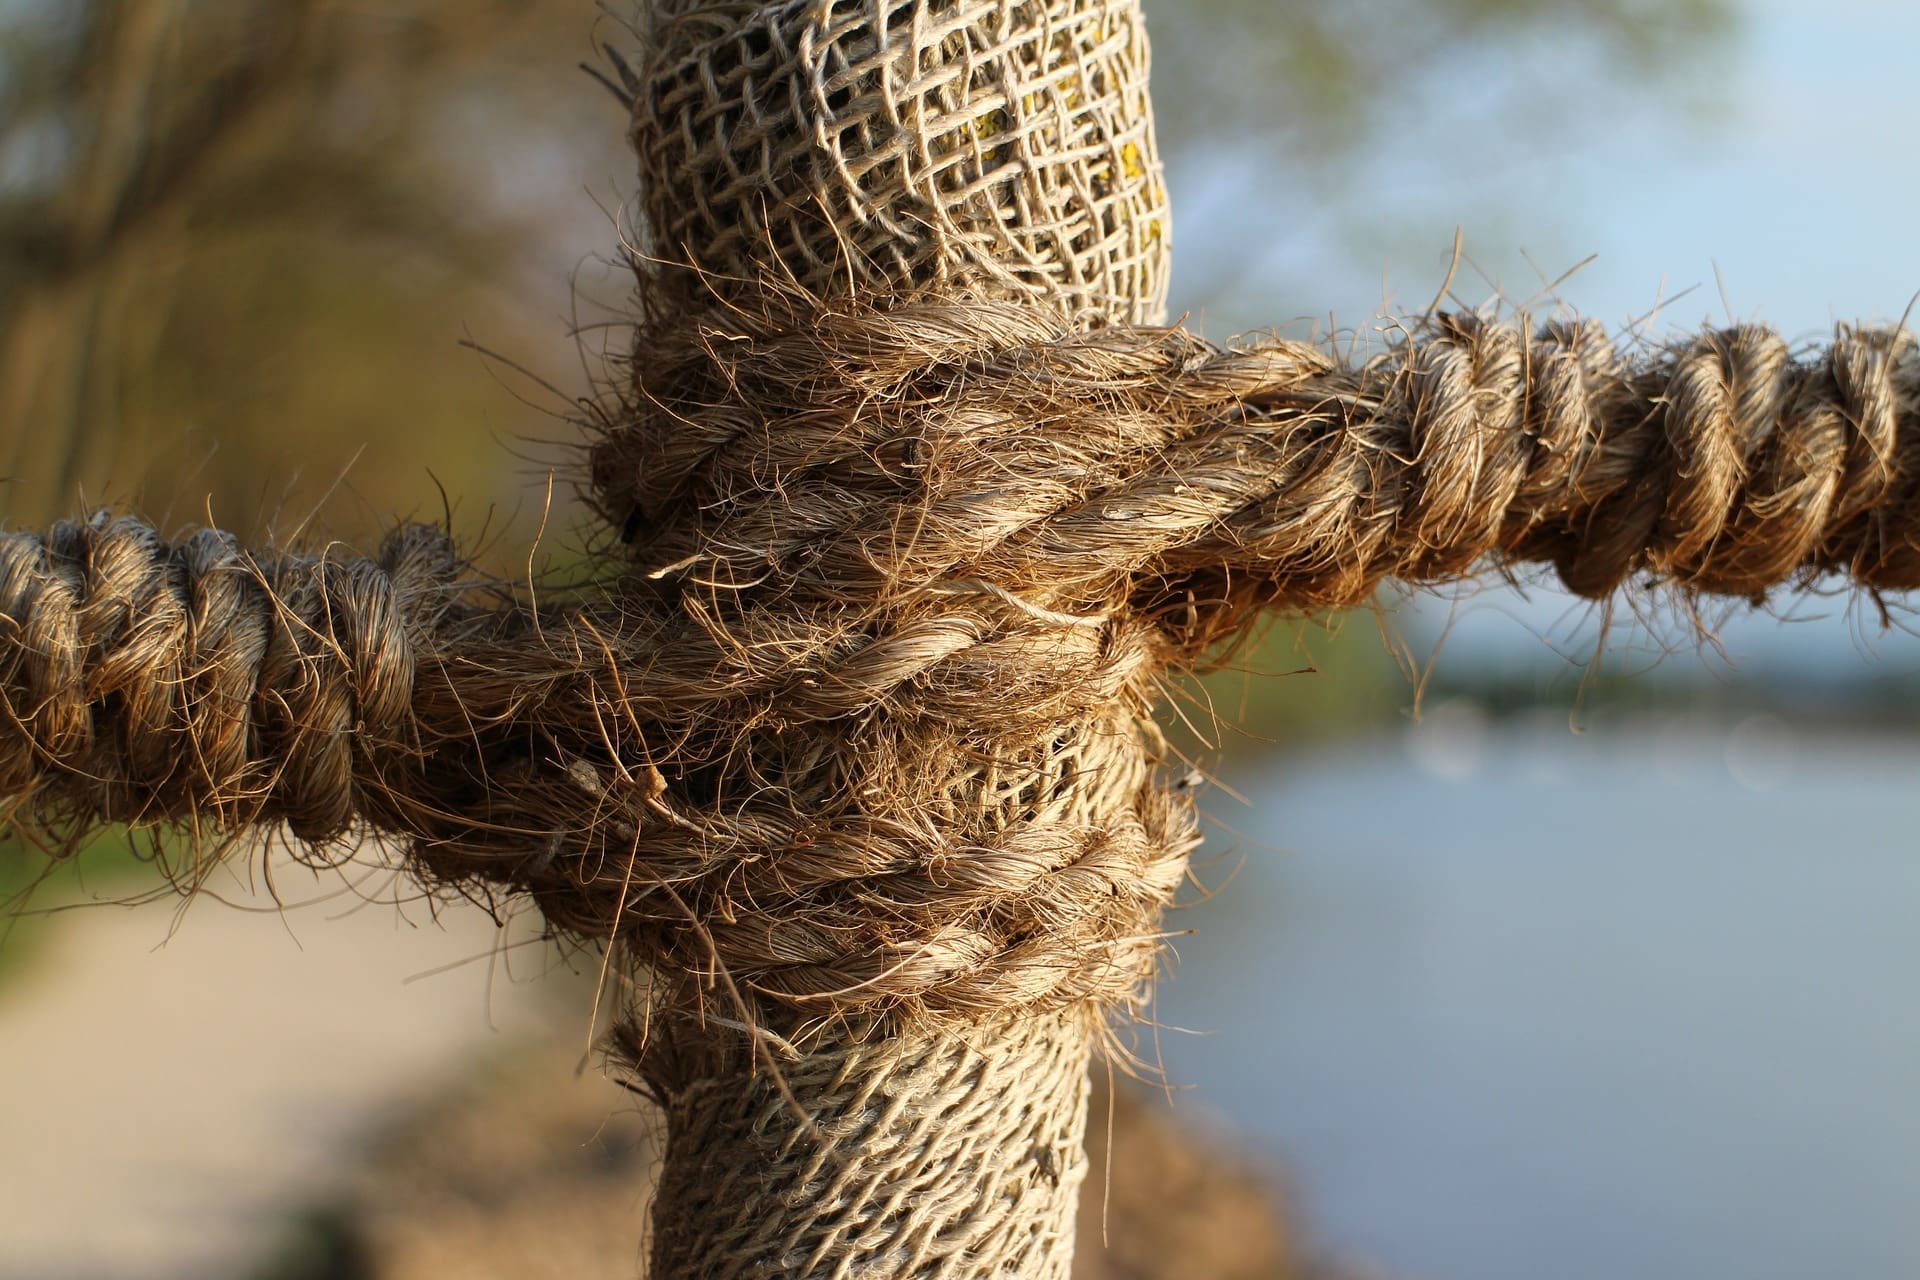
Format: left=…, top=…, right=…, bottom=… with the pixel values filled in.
left=0, top=516, right=471, bottom=843
left=7, top=302, right=1919, bottom=1037
left=598, top=305, right=1920, bottom=622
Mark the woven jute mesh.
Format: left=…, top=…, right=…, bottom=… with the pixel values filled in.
left=624, top=8, right=1170, bottom=1272
left=640, top=1009, right=1091, bottom=1279
left=15, top=2, right=1920, bottom=1278
left=632, top=0, right=1171, bottom=327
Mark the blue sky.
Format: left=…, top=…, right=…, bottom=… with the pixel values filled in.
left=1177, top=0, right=1920, bottom=338
left=1522, top=0, right=1920, bottom=336
left=1170, top=0, right=1920, bottom=677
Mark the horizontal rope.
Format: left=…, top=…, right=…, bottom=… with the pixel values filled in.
left=0, top=516, right=473, bottom=843
left=0, top=504, right=1190, bottom=1029
left=600, top=300, right=1920, bottom=616
left=7, top=296, right=1918, bottom=1034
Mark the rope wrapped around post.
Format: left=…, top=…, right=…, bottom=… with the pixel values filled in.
left=5, top=1, right=1920, bottom=1275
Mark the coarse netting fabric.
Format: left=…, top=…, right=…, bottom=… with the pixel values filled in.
left=631, top=0, right=1170, bottom=326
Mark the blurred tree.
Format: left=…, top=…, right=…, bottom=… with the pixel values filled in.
left=1148, top=0, right=1728, bottom=157
left=0, top=0, right=629, bottom=563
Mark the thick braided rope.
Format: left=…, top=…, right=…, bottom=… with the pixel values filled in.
left=8, top=309, right=1920, bottom=1024
left=600, top=305, right=1920, bottom=616
left=0, top=516, right=475, bottom=846
left=8, top=2, right=1920, bottom=1274
left=639, top=1009, right=1091, bottom=1279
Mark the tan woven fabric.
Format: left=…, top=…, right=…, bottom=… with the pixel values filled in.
left=632, top=0, right=1171, bottom=328
left=643, top=1010, right=1091, bottom=1279
left=15, top=3, right=1920, bottom=1278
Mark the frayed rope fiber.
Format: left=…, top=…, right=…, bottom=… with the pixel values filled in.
left=7, top=302, right=1920, bottom=1033
left=11, top=1, right=1920, bottom=1272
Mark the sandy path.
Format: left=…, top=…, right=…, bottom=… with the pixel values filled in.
left=0, top=865, right=591, bottom=1280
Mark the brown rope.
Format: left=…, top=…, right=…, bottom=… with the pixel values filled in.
left=9, top=2, right=1920, bottom=1274
left=7, top=303, right=1920, bottom=1031
left=0, top=516, right=474, bottom=844
left=601, top=302, right=1920, bottom=617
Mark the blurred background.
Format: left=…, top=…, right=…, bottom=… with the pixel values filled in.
left=4, top=1, right=1920, bottom=1277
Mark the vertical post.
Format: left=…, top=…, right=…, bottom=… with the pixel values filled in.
left=646, top=1014, right=1092, bottom=1279
left=619, top=2, right=1173, bottom=1275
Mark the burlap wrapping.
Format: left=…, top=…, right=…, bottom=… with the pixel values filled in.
left=632, top=0, right=1170, bottom=326
left=8, top=3, right=1920, bottom=1278
left=621, top=11, right=1169, bottom=1267
left=641, top=1010, right=1091, bottom=1279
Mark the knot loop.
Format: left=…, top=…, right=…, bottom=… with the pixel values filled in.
left=561, top=295, right=1920, bottom=1033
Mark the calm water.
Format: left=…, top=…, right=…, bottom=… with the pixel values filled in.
left=1157, top=714, right=1920, bottom=1280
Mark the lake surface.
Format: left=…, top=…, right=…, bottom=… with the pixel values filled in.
left=1157, top=714, right=1920, bottom=1280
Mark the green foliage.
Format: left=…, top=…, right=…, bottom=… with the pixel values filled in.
left=1147, top=0, right=1733, bottom=156
left=0, top=0, right=626, bottom=571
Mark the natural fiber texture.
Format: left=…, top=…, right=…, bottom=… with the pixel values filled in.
left=0, top=516, right=480, bottom=846
left=630, top=0, right=1170, bottom=327
left=636, top=1008, right=1090, bottom=1278
left=9, top=4, right=1920, bottom=1269
left=30, top=5, right=1920, bottom=1277
left=8, top=306, right=1920, bottom=1031
left=598, top=303, right=1920, bottom=614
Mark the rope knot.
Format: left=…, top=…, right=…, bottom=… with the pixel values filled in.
left=13, top=301, right=1920, bottom=1042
